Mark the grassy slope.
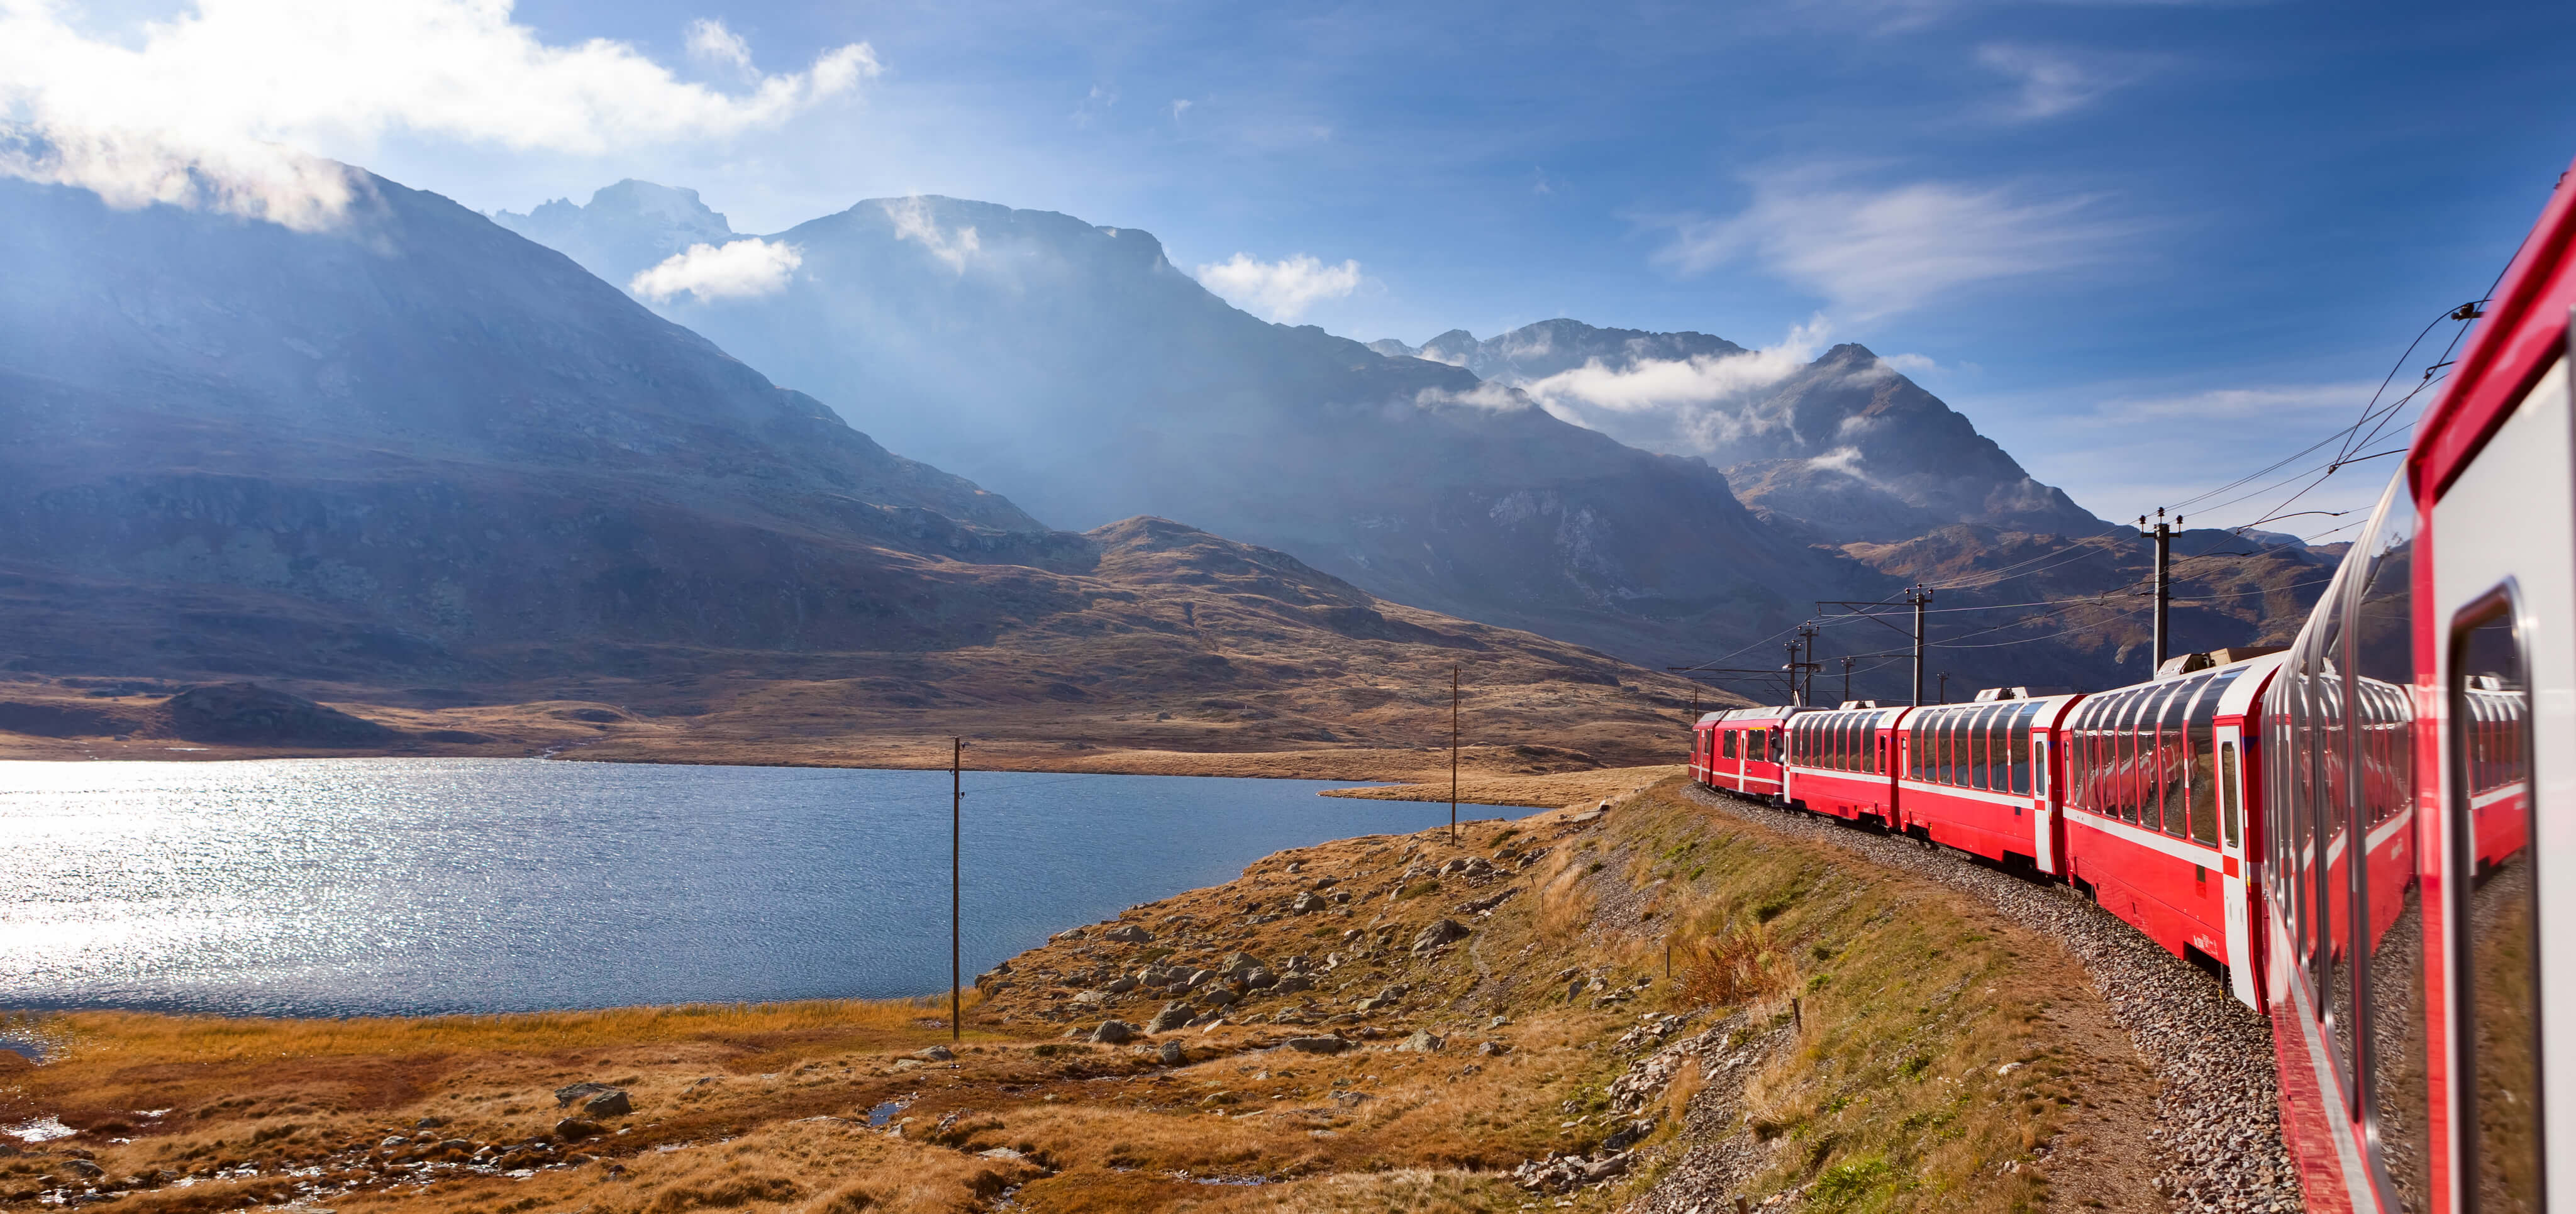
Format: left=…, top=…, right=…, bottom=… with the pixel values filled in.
left=0, top=778, right=2158, bottom=1214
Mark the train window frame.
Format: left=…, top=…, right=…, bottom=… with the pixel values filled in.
left=2445, top=581, right=2545, bottom=1214
left=2219, top=740, right=2241, bottom=850
left=2158, top=680, right=2194, bottom=838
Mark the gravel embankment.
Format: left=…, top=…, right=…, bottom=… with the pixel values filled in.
left=1681, top=784, right=2304, bottom=1212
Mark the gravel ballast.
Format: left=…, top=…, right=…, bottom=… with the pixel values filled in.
left=1682, top=783, right=2304, bottom=1212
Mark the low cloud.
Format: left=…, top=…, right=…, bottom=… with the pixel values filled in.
left=879, top=197, right=983, bottom=272
left=1413, top=382, right=1531, bottom=412
left=1514, top=318, right=1833, bottom=451
left=0, top=0, right=879, bottom=230
left=1653, top=165, right=2135, bottom=318
left=1195, top=253, right=1363, bottom=323
left=629, top=238, right=803, bottom=303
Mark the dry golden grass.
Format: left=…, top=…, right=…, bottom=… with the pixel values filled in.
left=1316, top=764, right=1682, bottom=809
left=1, top=776, right=2157, bottom=1214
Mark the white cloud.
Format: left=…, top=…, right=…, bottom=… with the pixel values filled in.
left=1977, top=44, right=2145, bottom=119
left=1073, top=85, right=1118, bottom=128
left=1511, top=317, right=1835, bottom=451
left=1413, top=382, right=1531, bottom=412
left=628, top=237, right=802, bottom=302
left=685, top=18, right=755, bottom=75
left=2090, top=381, right=2379, bottom=422
left=1170, top=98, right=1194, bottom=123
left=879, top=196, right=982, bottom=272
left=0, top=0, right=879, bottom=230
left=1653, top=165, right=2135, bottom=318
left=1194, top=253, right=1363, bottom=322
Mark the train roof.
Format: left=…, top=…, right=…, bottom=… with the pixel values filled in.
left=1696, top=705, right=1809, bottom=725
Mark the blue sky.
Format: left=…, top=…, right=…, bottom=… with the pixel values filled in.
left=8, top=0, right=2572, bottom=534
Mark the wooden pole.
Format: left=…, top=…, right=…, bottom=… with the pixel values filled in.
left=952, top=736, right=962, bottom=1042
left=1450, top=666, right=1459, bottom=842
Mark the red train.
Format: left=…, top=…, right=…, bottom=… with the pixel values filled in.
left=1692, top=152, right=2575, bottom=1214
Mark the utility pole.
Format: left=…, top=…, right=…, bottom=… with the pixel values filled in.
left=1450, top=665, right=1460, bottom=842
left=1907, top=585, right=1932, bottom=707
left=1784, top=639, right=1805, bottom=707
left=2140, top=510, right=2176, bottom=670
left=1796, top=622, right=1819, bottom=708
left=1841, top=656, right=1855, bottom=705
left=951, top=736, right=962, bottom=1042
left=1937, top=672, right=1951, bottom=704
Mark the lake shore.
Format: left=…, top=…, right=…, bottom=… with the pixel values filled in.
left=0, top=775, right=2161, bottom=1214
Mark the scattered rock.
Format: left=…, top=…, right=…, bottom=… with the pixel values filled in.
left=1102, top=924, right=1153, bottom=944
left=1199, top=987, right=1238, bottom=1008
left=61, top=1161, right=104, bottom=1179
left=1104, top=976, right=1140, bottom=994
left=1282, top=1035, right=1352, bottom=1056
left=1601, top=1118, right=1655, bottom=1152
left=1411, top=919, right=1470, bottom=952
left=1091, top=1020, right=1137, bottom=1044
left=1290, top=891, right=1326, bottom=914
left=916, top=1046, right=954, bottom=1062
left=582, top=1090, right=632, bottom=1118
left=1158, top=1040, right=1186, bottom=1066
left=1477, top=1040, right=1512, bottom=1057
left=1453, top=886, right=1521, bottom=916
left=1395, top=1030, right=1445, bottom=1053
left=1146, top=1003, right=1193, bottom=1034
left=1272, top=973, right=1314, bottom=995
left=554, top=1118, right=604, bottom=1142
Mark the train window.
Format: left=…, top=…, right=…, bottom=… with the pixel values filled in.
left=1947, top=711, right=1965, bottom=786
left=1979, top=704, right=2004, bottom=791
left=2450, top=592, right=2540, bottom=1214
left=2118, top=690, right=2150, bottom=825
left=2010, top=702, right=2036, bottom=795
left=1964, top=705, right=1985, bottom=790
left=2067, top=702, right=2094, bottom=811
left=2185, top=681, right=2219, bottom=846
left=2346, top=473, right=2425, bottom=1212
left=2219, top=741, right=2240, bottom=849
left=2159, top=680, right=2192, bottom=838
left=1721, top=731, right=1736, bottom=760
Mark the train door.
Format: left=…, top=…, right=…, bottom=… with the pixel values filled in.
left=2426, top=355, right=2571, bottom=1214
left=2218, top=711, right=2257, bottom=1008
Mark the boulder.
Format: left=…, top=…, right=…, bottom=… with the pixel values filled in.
left=1240, top=968, right=1278, bottom=990
left=555, top=1118, right=604, bottom=1141
left=1146, top=1003, right=1192, bottom=1034
left=915, top=1045, right=955, bottom=1062
left=1395, top=1030, right=1445, bottom=1053
left=1104, top=976, right=1140, bottom=994
left=581, top=1090, right=632, bottom=1118
left=1199, top=986, right=1238, bottom=1008
left=62, top=1161, right=104, bottom=1179
left=1412, top=919, right=1470, bottom=952
left=1477, top=1040, right=1513, bottom=1057
left=1272, top=974, right=1314, bottom=995
left=1157, top=1040, right=1186, bottom=1066
left=553, top=1082, right=619, bottom=1108
left=1289, top=891, right=1325, bottom=915
left=1282, top=1035, right=1352, bottom=1055
left=1091, top=1020, right=1137, bottom=1044
left=1102, top=924, right=1153, bottom=944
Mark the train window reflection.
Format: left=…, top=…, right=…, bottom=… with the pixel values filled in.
left=2348, top=485, right=2425, bottom=1211
left=2452, top=598, right=2539, bottom=1214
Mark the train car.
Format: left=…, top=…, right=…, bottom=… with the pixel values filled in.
left=2252, top=151, right=2575, bottom=1214
left=1779, top=704, right=1904, bottom=826
left=1893, top=693, right=2081, bottom=876
left=1692, top=706, right=1806, bottom=804
left=2057, top=656, right=2279, bottom=1008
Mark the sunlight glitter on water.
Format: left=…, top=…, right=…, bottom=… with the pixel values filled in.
left=1, top=757, right=1510, bottom=1017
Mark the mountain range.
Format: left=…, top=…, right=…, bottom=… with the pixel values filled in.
left=0, top=165, right=2328, bottom=736
left=0, top=168, right=1707, bottom=761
